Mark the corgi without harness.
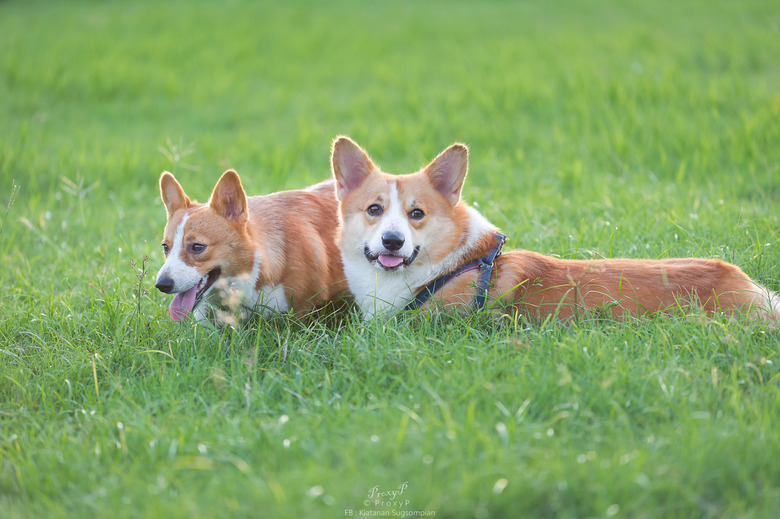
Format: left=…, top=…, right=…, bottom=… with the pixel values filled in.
left=331, top=136, right=780, bottom=322
left=155, top=170, right=346, bottom=325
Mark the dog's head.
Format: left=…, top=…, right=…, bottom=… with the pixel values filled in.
left=331, top=136, right=471, bottom=274
left=155, top=170, right=254, bottom=322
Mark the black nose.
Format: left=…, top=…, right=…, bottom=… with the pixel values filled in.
left=382, top=231, right=405, bottom=251
left=155, top=276, right=174, bottom=294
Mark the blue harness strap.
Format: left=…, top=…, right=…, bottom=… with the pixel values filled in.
left=403, top=233, right=507, bottom=312
left=473, top=232, right=507, bottom=308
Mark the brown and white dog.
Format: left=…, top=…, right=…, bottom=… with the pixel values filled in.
left=331, top=136, right=779, bottom=322
left=155, top=170, right=346, bottom=325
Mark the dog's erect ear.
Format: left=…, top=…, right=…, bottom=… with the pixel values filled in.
left=424, top=143, right=469, bottom=205
left=160, top=172, right=191, bottom=219
left=210, top=170, right=249, bottom=224
left=331, top=136, right=376, bottom=200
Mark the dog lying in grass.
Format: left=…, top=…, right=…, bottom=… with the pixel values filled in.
left=155, top=170, right=347, bottom=326
left=331, top=136, right=779, bottom=322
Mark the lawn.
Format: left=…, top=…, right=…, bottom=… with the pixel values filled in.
left=1, top=0, right=780, bottom=517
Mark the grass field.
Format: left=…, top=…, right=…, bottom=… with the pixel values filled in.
left=2, top=0, right=780, bottom=517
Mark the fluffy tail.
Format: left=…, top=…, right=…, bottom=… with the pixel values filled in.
left=751, top=282, right=780, bottom=322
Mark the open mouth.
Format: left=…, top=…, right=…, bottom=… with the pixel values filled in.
left=364, top=246, right=420, bottom=271
left=169, top=268, right=221, bottom=322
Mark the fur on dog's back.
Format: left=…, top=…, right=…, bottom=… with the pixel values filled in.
left=433, top=249, right=780, bottom=321
left=249, top=180, right=346, bottom=310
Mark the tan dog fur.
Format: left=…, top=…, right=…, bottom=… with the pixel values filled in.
left=156, top=170, right=346, bottom=325
left=332, top=136, right=779, bottom=322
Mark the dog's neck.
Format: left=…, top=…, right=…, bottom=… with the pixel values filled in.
left=344, top=205, right=502, bottom=318
left=411, top=206, right=500, bottom=290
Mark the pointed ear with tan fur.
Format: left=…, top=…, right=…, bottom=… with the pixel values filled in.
left=160, top=172, right=191, bottom=219
left=424, top=143, right=469, bottom=205
left=331, top=136, right=376, bottom=200
left=210, top=170, right=248, bottom=224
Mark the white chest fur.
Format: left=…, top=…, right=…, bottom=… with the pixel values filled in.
left=343, top=206, right=498, bottom=318
left=194, top=250, right=290, bottom=326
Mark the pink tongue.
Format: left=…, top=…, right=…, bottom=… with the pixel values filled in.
left=170, top=285, right=199, bottom=322
left=378, top=255, right=404, bottom=268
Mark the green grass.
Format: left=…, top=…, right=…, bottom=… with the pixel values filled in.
left=2, top=0, right=780, bottom=517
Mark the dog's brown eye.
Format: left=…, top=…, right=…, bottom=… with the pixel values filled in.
left=367, top=204, right=383, bottom=216
left=409, top=208, right=425, bottom=220
left=190, top=243, right=206, bottom=254
left=162, top=244, right=170, bottom=256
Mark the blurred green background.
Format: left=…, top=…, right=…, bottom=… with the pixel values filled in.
left=1, top=1, right=779, bottom=517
